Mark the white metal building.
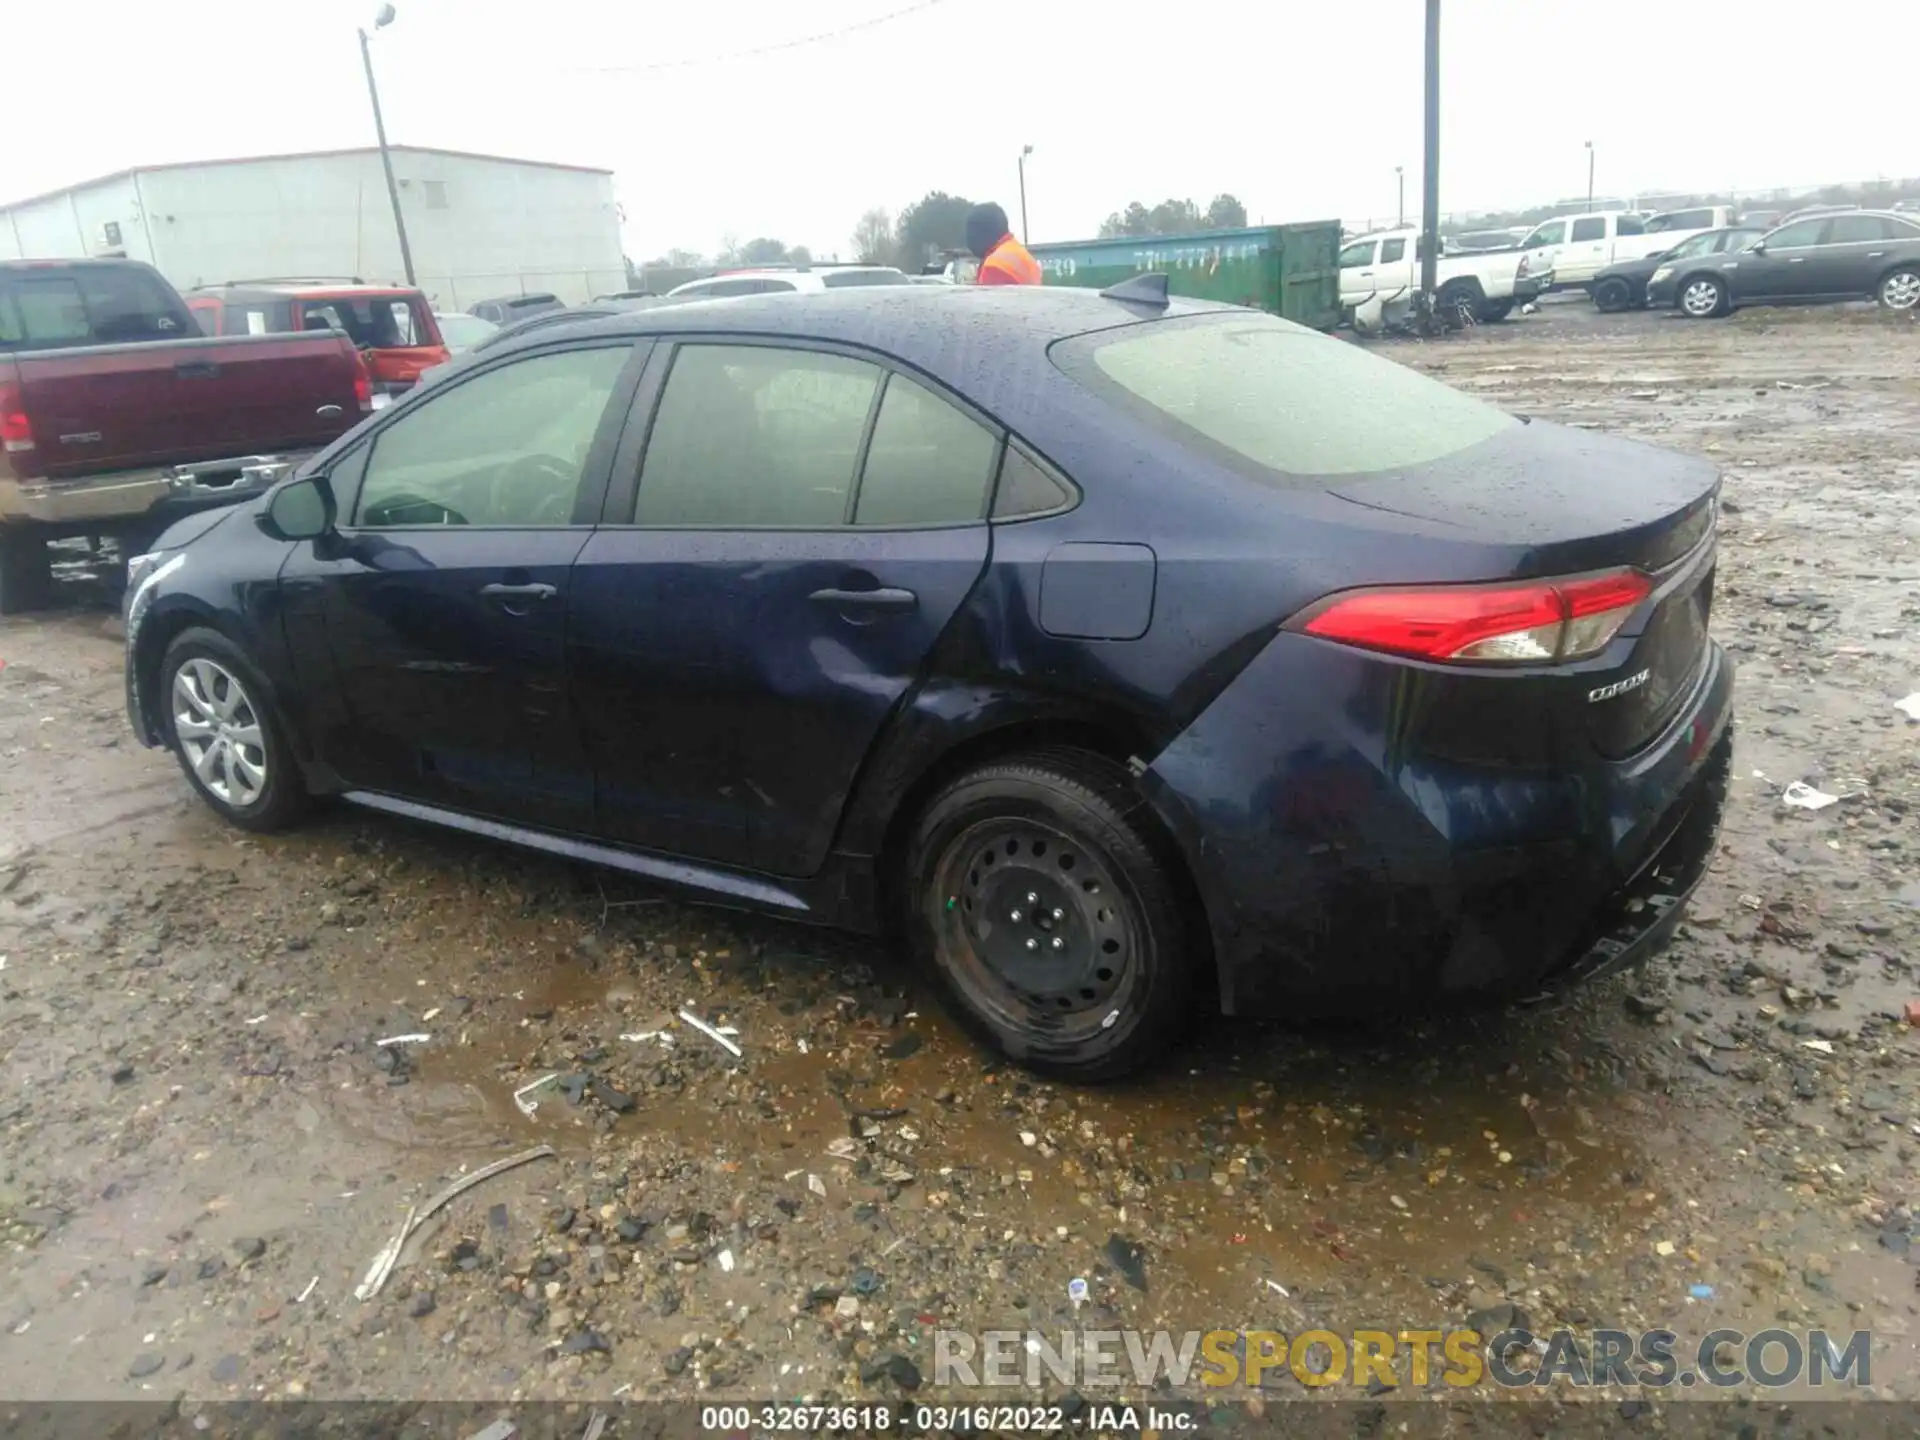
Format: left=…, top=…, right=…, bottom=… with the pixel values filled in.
left=0, top=146, right=627, bottom=309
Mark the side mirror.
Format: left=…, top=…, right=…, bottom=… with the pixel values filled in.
left=259, top=474, right=336, bottom=542
left=1747, top=241, right=1767, bottom=255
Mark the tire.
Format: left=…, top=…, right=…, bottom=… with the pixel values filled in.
left=1437, top=282, right=1481, bottom=329
left=902, top=750, right=1197, bottom=1082
left=1877, top=266, right=1920, bottom=312
left=1480, top=300, right=1515, bottom=323
left=0, top=528, right=54, bottom=616
left=1678, top=274, right=1728, bottom=319
left=1591, top=277, right=1632, bottom=313
left=159, top=627, right=309, bottom=832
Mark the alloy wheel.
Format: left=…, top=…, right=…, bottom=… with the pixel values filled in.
left=1881, top=271, right=1920, bottom=311
left=930, top=819, right=1141, bottom=1047
left=172, top=657, right=269, bottom=808
left=1680, top=279, right=1722, bottom=318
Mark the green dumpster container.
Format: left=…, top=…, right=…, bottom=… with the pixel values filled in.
left=1028, top=221, right=1342, bottom=330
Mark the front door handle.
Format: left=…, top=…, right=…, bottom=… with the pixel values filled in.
left=174, top=360, right=220, bottom=379
left=1788, top=257, right=1805, bottom=264
left=480, top=582, right=557, bottom=601
left=809, top=586, right=918, bottom=613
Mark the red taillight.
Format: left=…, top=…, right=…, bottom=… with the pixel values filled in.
left=0, top=371, right=33, bottom=454
left=1298, top=568, right=1654, bottom=665
left=351, top=352, right=374, bottom=414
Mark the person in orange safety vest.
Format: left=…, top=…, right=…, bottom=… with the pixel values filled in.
left=965, top=202, right=1043, bottom=286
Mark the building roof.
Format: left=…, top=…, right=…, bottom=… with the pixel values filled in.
left=1, top=145, right=612, bottom=211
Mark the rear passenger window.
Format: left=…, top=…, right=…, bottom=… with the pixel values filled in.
left=636, top=344, right=880, bottom=526
left=853, top=374, right=998, bottom=526
left=1379, top=238, right=1406, bottom=264
left=992, top=447, right=1073, bottom=519
left=11, top=278, right=92, bottom=343
left=1570, top=217, right=1607, bottom=242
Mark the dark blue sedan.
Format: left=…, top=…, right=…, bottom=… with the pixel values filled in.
left=121, top=284, right=1733, bottom=1080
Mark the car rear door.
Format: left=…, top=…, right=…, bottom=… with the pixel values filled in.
left=1803, top=214, right=1901, bottom=297
left=568, top=338, right=997, bottom=876
left=1560, top=215, right=1612, bottom=283
left=278, top=337, right=646, bottom=830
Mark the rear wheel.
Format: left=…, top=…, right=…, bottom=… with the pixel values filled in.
left=0, top=528, right=54, bottom=615
left=1878, top=266, right=1920, bottom=312
left=160, top=627, right=309, bottom=832
left=1679, top=275, right=1728, bottom=319
left=1437, top=281, right=1481, bottom=329
left=903, top=751, right=1196, bottom=1082
left=1591, top=277, right=1632, bottom=313
left=1479, top=300, right=1515, bottom=323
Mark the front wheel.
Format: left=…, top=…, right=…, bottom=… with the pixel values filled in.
left=1678, top=275, right=1728, bottom=319
left=1591, top=277, right=1632, bottom=313
left=1877, top=266, right=1920, bottom=312
left=160, top=627, right=309, bottom=832
left=903, top=751, right=1197, bottom=1082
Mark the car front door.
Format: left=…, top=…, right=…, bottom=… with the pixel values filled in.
left=278, top=338, right=644, bottom=830
left=1561, top=215, right=1611, bottom=284
left=568, top=339, right=998, bottom=875
left=1733, top=218, right=1830, bottom=302
left=1517, top=220, right=1565, bottom=283
left=1337, top=240, right=1379, bottom=307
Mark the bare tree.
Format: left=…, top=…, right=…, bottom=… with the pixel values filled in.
left=852, top=208, right=897, bottom=265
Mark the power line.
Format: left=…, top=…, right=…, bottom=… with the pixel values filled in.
left=577, top=0, right=949, bottom=74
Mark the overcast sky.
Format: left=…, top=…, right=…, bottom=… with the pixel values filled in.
left=8, top=0, right=1911, bottom=259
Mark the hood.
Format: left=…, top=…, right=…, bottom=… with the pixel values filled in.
left=150, top=502, right=246, bottom=553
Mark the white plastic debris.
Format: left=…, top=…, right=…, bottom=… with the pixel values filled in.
left=1896, top=693, right=1920, bottom=721
left=1261, top=1278, right=1290, bottom=1297
left=512, top=1072, right=561, bottom=1118
left=807, top=1173, right=826, bottom=1197
left=1801, top=1039, right=1836, bottom=1054
left=1019, top=1131, right=1038, bottom=1147
left=677, top=1008, right=743, bottom=1058
left=718, top=1248, right=735, bottom=1273
left=1068, top=1277, right=1089, bottom=1310
left=295, top=1275, right=318, bottom=1303
left=827, top=1137, right=862, bottom=1160
left=1781, top=782, right=1839, bottom=811
left=373, top=1032, right=431, bottom=1047
left=354, top=1205, right=415, bottom=1301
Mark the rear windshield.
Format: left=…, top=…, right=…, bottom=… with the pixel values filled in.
left=1053, top=311, right=1518, bottom=481
left=298, top=295, right=437, bottom=349
left=0, top=265, right=194, bottom=351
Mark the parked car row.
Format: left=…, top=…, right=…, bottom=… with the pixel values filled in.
left=1338, top=227, right=1545, bottom=325
left=1590, top=210, right=1920, bottom=319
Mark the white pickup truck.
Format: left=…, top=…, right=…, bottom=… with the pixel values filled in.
left=1517, top=207, right=1735, bottom=291
left=1338, top=227, right=1547, bottom=325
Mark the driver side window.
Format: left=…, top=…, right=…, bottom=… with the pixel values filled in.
left=353, top=344, right=631, bottom=528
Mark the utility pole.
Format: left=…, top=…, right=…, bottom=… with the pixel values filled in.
left=1396, top=166, right=1405, bottom=227
left=1018, top=145, right=1034, bottom=242
left=359, top=5, right=417, bottom=286
left=1418, top=0, right=1441, bottom=331
left=1585, top=140, right=1595, bottom=209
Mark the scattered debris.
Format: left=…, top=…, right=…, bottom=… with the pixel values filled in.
left=354, top=1205, right=416, bottom=1303
left=1068, top=1277, right=1089, bottom=1309
left=1780, top=781, right=1839, bottom=811
left=295, top=1276, right=318, bottom=1304
left=1801, top=1039, right=1836, bottom=1055
left=1654, top=1240, right=1676, bottom=1257
left=1689, top=1283, right=1715, bottom=1300
left=512, top=1073, right=561, bottom=1118
left=466, top=1422, right=517, bottom=1440
left=718, top=1248, right=735, bottom=1273
left=1896, top=693, right=1920, bottom=722
left=355, top=1146, right=555, bottom=1302
left=373, top=1032, right=431, bottom=1047
left=677, top=1008, right=743, bottom=1058
left=1104, top=1233, right=1148, bottom=1292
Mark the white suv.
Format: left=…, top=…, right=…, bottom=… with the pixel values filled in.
left=665, top=266, right=911, bottom=299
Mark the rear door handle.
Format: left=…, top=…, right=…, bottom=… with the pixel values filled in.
left=809, top=586, right=917, bottom=613
left=480, top=582, right=557, bottom=601
left=174, top=360, right=219, bottom=379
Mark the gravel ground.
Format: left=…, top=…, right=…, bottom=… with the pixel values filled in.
left=1, top=300, right=1918, bottom=1427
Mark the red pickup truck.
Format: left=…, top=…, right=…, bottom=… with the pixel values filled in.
left=1, top=258, right=370, bottom=613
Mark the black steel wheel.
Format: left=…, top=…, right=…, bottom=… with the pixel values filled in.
left=904, top=750, right=1196, bottom=1081
left=1591, top=277, right=1632, bottom=313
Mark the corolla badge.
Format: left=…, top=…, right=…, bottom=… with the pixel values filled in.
left=1588, top=668, right=1651, bottom=703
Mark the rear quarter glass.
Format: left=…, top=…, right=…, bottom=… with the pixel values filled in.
left=1051, top=311, right=1518, bottom=484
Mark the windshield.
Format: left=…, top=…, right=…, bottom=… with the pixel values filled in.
left=299, top=294, right=437, bottom=349
left=1053, top=312, right=1517, bottom=482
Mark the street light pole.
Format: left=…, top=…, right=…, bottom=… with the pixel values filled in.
left=1585, top=140, right=1595, bottom=210
left=359, top=4, right=417, bottom=286
left=1418, top=0, right=1441, bottom=326
left=1018, top=145, right=1033, bottom=242
left=1396, top=166, right=1405, bottom=227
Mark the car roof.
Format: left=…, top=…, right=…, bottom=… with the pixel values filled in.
left=194, top=281, right=422, bottom=299
left=467, top=285, right=1231, bottom=410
